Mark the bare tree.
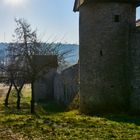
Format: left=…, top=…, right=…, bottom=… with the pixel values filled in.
left=8, top=19, right=40, bottom=113
left=0, top=44, right=25, bottom=109
left=2, top=18, right=74, bottom=113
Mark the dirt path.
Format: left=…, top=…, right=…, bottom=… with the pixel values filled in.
left=0, top=127, right=22, bottom=140
left=0, top=84, right=8, bottom=98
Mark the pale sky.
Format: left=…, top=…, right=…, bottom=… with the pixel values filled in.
left=0, top=0, right=79, bottom=44
left=0, top=0, right=140, bottom=44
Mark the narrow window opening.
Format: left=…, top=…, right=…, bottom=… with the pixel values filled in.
left=111, top=85, right=114, bottom=88
left=131, top=86, right=133, bottom=90
left=100, top=50, right=103, bottom=56
left=114, top=15, right=120, bottom=22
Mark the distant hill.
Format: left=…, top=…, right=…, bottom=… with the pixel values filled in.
left=59, top=43, right=79, bottom=65
left=0, top=43, right=8, bottom=49
left=0, top=43, right=79, bottom=66
left=0, top=43, right=8, bottom=61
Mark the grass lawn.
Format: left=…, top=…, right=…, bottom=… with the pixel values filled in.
left=0, top=86, right=140, bottom=139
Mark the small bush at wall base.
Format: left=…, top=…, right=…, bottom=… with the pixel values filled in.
left=67, top=93, right=80, bottom=110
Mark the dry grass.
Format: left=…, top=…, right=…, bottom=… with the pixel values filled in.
left=0, top=87, right=140, bottom=139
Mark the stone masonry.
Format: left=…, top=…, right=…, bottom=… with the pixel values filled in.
left=34, top=69, right=57, bottom=101
left=74, top=0, right=140, bottom=114
left=34, top=63, right=79, bottom=105
left=33, top=55, right=58, bottom=102
left=130, top=26, right=140, bottom=113
left=54, top=64, right=79, bottom=106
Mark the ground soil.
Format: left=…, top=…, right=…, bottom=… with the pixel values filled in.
left=0, top=84, right=8, bottom=98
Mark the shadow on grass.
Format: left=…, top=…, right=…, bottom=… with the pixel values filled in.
left=104, top=114, right=140, bottom=126
left=85, top=111, right=140, bottom=126
left=38, top=101, right=140, bottom=127
left=1, top=99, right=140, bottom=127
left=36, top=100, right=66, bottom=114
left=0, top=100, right=66, bottom=117
left=2, top=104, right=31, bottom=116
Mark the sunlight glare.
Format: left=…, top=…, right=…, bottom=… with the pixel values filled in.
left=5, top=0, right=24, bottom=6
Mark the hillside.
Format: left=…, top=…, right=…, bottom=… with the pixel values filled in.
left=0, top=43, right=79, bottom=66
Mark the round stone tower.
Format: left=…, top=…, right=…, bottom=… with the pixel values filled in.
left=74, top=0, right=140, bottom=114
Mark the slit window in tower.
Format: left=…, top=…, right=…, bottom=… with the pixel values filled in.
left=114, top=15, right=120, bottom=22
left=100, top=50, right=103, bottom=56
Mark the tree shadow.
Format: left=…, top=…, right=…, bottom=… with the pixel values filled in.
left=0, top=99, right=66, bottom=118
left=88, top=112, right=140, bottom=126
left=36, top=100, right=66, bottom=114
left=105, top=114, right=140, bottom=126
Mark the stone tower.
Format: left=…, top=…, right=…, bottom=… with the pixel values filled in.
left=74, top=0, right=140, bottom=114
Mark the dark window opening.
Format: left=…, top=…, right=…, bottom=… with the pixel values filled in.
left=131, top=86, right=134, bottom=90
left=114, top=15, right=120, bottom=22
left=111, top=85, right=114, bottom=88
left=100, top=50, right=103, bottom=56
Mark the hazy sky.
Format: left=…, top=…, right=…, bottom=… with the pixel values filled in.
left=0, top=0, right=140, bottom=44
left=0, top=0, right=79, bottom=44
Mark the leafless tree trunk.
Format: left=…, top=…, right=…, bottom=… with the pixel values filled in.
left=31, top=81, right=35, bottom=113
left=14, top=82, right=24, bottom=109
left=5, top=83, right=12, bottom=107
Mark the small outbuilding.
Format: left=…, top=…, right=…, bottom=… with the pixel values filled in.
left=33, top=55, right=58, bottom=101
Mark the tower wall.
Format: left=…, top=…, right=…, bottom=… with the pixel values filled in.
left=130, top=29, right=140, bottom=113
left=79, top=2, right=136, bottom=113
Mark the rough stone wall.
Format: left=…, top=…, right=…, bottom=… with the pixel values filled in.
left=79, top=2, right=136, bottom=113
left=34, top=64, right=79, bottom=105
left=54, top=64, right=79, bottom=105
left=34, top=69, right=57, bottom=102
left=130, top=28, right=140, bottom=113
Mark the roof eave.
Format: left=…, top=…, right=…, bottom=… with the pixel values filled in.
left=73, top=0, right=140, bottom=11
left=73, top=0, right=79, bottom=12
left=73, top=0, right=85, bottom=12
